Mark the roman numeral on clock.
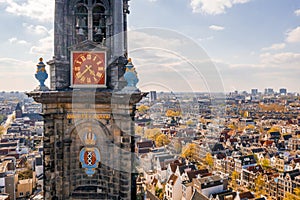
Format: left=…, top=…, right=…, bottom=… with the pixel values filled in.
left=96, top=72, right=103, bottom=78
left=80, top=76, right=86, bottom=82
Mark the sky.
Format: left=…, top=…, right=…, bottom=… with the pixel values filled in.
left=0, top=0, right=299, bottom=93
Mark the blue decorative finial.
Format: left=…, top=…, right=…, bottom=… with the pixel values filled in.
left=34, top=58, right=49, bottom=91
left=123, top=58, right=139, bottom=92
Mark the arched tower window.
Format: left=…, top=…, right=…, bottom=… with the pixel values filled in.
left=75, top=4, right=88, bottom=42
left=74, top=0, right=109, bottom=44
left=92, top=5, right=106, bottom=43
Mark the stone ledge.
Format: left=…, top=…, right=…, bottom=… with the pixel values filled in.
left=27, top=90, right=148, bottom=105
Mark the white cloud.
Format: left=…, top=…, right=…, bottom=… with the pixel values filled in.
left=8, top=37, right=30, bottom=45
left=198, top=36, right=214, bottom=41
left=209, top=25, right=225, bottom=31
left=222, top=52, right=300, bottom=69
left=190, top=0, right=251, bottom=15
left=286, top=27, right=300, bottom=43
left=0, top=57, right=35, bottom=74
left=4, top=0, right=54, bottom=22
left=260, top=52, right=300, bottom=68
left=30, top=29, right=54, bottom=55
left=295, top=9, right=300, bottom=16
left=261, top=43, right=286, bottom=51
left=23, top=23, right=49, bottom=35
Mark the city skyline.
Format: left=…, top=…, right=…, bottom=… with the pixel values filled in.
left=0, top=0, right=299, bottom=92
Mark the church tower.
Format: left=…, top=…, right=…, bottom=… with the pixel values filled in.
left=28, top=0, right=145, bottom=199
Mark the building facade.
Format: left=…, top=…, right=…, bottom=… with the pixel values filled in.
left=28, top=0, right=145, bottom=199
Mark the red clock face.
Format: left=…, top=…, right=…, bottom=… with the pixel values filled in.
left=72, top=52, right=106, bottom=86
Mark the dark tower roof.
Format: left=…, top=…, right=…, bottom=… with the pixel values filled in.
left=15, top=103, right=22, bottom=111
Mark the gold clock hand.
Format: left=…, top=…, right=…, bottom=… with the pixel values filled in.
left=77, top=65, right=92, bottom=79
left=88, top=68, right=96, bottom=76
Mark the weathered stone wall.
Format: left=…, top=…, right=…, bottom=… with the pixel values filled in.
left=27, top=91, right=146, bottom=199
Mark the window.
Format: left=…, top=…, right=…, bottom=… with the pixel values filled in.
left=74, top=0, right=108, bottom=43
left=20, top=192, right=24, bottom=196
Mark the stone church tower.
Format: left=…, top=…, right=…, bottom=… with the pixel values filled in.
left=28, top=0, right=145, bottom=199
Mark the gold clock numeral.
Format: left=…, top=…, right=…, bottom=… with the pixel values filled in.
left=93, top=56, right=97, bottom=61
left=80, top=76, right=86, bottom=82
left=87, top=54, right=92, bottom=60
left=81, top=56, right=86, bottom=62
left=96, top=72, right=103, bottom=78
left=75, top=67, right=80, bottom=71
left=98, top=67, right=104, bottom=71
left=76, top=60, right=82, bottom=65
left=97, top=61, right=102, bottom=65
left=87, top=78, right=91, bottom=83
left=76, top=72, right=82, bottom=78
left=93, top=77, right=98, bottom=82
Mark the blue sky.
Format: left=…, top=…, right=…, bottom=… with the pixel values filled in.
left=0, top=0, right=299, bottom=93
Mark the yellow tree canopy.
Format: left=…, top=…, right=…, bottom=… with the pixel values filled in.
left=186, top=120, right=194, bottom=126
left=268, top=126, right=281, bottom=133
left=0, top=126, right=5, bottom=135
left=205, top=152, right=214, bottom=167
left=137, top=104, right=150, bottom=113
left=228, top=123, right=237, bottom=130
left=145, top=128, right=162, bottom=140
left=231, top=171, right=239, bottom=190
left=246, top=124, right=256, bottom=130
left=181, top=143, right=197, bottom=160
left=255, top=174, right=265, bottom=196
left=165, top=109, right=181, bottom=117
left=155, top=134, right=170, bottom=147
left=135, top=126, right=143, bottom=136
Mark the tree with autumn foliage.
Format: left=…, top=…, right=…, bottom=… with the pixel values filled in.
left=284, top=188, right=300, bottom=200
left=135, top=126, right=143, bottom=136
left=165, top=109, right=181, bottom=117
left=260, top=158, right=271, bottom=169
left=137, top=104, right=150, bottom=113
left=181, top=143, right=198, bottom=161
left=231, top=171, right=239, bottom=190
left=144, top=128, right=170, bottom=147
left=0, top=125, right=5, bottom=135
left=155, top=134, right=170, bottom=147
left=144, top=128, right=162, bottom=140
left=255, top=174, right=265, bottom=196
left=205, top=152, right=214, bottom=168
left=268, top=126, right=281, bottom=133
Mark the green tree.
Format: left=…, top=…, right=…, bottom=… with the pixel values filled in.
left=155, top=186, right=165, bottom=200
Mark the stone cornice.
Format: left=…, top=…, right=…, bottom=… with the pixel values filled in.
left=27, top=90, right=148, bottom=105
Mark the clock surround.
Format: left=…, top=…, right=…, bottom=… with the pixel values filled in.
left=71, top=51, right=107, bottom=88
